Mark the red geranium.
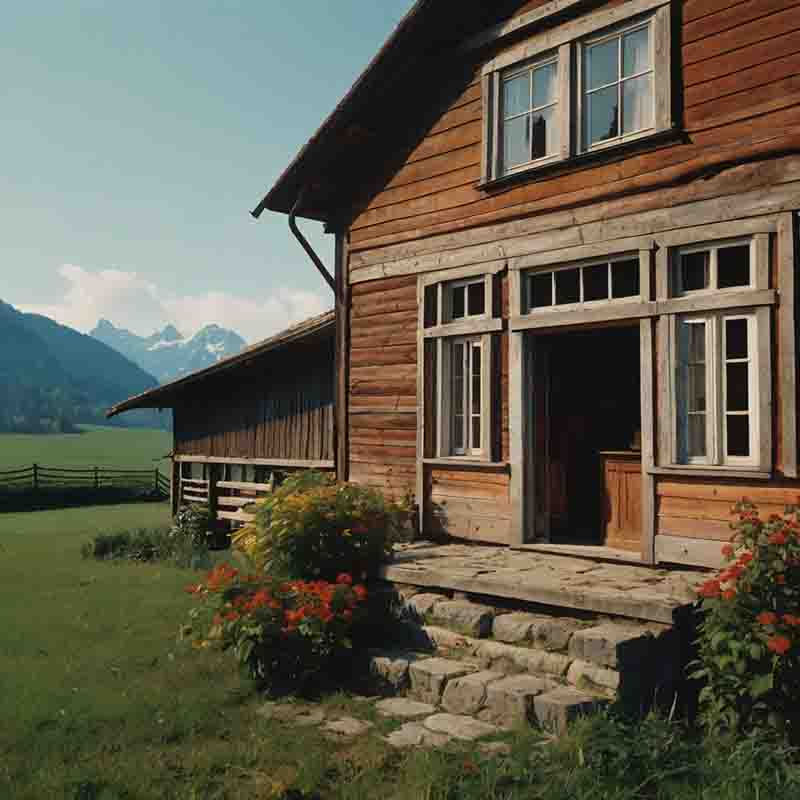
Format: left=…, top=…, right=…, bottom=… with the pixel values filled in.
left=757, top=611, right=778, bottom=626
left=767, top=635, right=792, bottom=656
left=336, top=573, right=353, bottom=585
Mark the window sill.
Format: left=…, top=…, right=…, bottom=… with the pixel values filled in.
left=423, top=458, right=510, bottom=471
left=478, top=127, right=682, bottom=194
left=649, top=466, right=772, bottom=481
left=423, top=318, right=503, bottom=338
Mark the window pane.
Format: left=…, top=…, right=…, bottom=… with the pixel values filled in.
left=688, top=365, right=706, bottom=412
left=718, top=245, right=751, bottom=288
left=555, top=268, right=580, bottom=305
left=472, top=417, right=481, bottom=451
left=467, top=282, right=485, bottom=316
left=680, top=251, right=710, bottom=292
left=532, top=106, right=559, bottom=159
left=533, top=61, right=557, bottom=108
left=583, top=263, right=609, bottom=301
left=471, top=345, right=481, bottom=416
left=586, top=38, right=619, bottom=90
left=688, top=414, right=707, bottom=459
left=727, top=415, right=750, bottom=457
left=586, top=84, right=619, bottom=145
left=503, top=73, right=530, bottom=118
left=611, top=259, right=640, bottom=298
left=503, top=114, right=530, bottom=171
left=451, top=286, right=465, bottom=319
left=726, top=363, right=749, bottom=412
left=622, top=73, right=653, bottom=133
left=530, top=273, right=553, bottom=309
left=622, top=27, right=650, bottom=77
left=452, top=344, right=465, bottom=451
left=726, top=318, right=748, bottom=360
left=687, top=322, right=705, bottom=362
left=424, top=285, right=438, bottom=328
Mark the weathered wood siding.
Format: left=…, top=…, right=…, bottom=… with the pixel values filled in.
left=349, top=276, right=417, bottom=497
left=347, top=0, right=800, bottom=255
left=174, top=337, right=335, bottom=462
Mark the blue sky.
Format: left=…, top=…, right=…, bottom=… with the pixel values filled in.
left=2, top=0, right=412, bottom=342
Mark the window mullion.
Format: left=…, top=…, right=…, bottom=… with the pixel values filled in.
left=710, top=315, right=722, bottom=465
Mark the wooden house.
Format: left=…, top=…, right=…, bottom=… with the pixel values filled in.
left=253, top=0, right=800, bottom=570
left=108, top=311, right=335, bottom=524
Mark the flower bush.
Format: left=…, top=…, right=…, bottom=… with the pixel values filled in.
left=693, top=501, right=800, bottom=741
left=184, top=563, right=368, bottom=692
left=81, top=524, right=209, bottom=568
left=231, top=471, right=410, bottom=581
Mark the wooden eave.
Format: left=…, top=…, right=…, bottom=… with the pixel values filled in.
left=106, top=310, right=334, bottom=418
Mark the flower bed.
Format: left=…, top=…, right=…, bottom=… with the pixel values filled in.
left=694, top=502, right=800, bottom=741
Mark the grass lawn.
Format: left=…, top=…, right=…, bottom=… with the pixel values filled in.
left=1, top=503, right=798, bottom=799
left=0, top=425, right=172, bottom=471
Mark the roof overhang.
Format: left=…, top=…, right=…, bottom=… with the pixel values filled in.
left=106, top=310, right=334, bottom=418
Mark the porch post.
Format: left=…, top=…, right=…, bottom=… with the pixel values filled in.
left=509, top=329, right=530, bottom=545
left=640, top=318, right=657, bottom=564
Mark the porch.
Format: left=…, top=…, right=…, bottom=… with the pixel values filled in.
left=381, top=541, right=708, bottom=625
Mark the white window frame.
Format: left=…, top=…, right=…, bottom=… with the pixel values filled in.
left=522, top=254, right=642, bottom=314
left=480, top=0, right=672, bottom=185
left=441, top=336, right=487, bottom=457
left=670, top=309, right=767, bottom=470
left=672, top=237, right=756, bottom=297
left=443, top=276, right=491, bottom=324
left=578, top=16, right=656, bottom=154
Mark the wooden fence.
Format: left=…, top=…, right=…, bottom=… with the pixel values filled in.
left=0, top=464, right=169, bottom=510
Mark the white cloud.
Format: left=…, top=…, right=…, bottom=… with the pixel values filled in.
left=19, top=264, right=329, bottom=344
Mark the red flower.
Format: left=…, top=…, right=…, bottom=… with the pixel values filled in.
left=776, top=574, right=786, bottom=585
left=722, top=589, right=737, bottom=601
left=342, top=609, right=353, bottom=623
left=224, top=611, right=240, bottom=622
left=739, top=551, right=754, bottom=565
left=336, top=573, right=353, bottom=586
left=353, top=584, right=368, bottom=601
left=783, top=614, right=800, bottom=627
left=698, top=579, right=721, bottom=598
left=722, top=544, right=735, bottom=558
left=767, top=635, right=792, bottom=655
left=757, top=611, right=778, bottom=626
left=769, top=531, right=788, bottom=546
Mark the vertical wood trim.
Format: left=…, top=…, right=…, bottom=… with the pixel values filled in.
left=436, top=337, right=448, bottom=457
left=509, top=268, right=522, bottom=319
left=558, top=42, right=572, bottom=161
left=778, top=213, right=798, bottom=477
left=509, top=330, right=528, bottom=545
left=757, top=305, right=774, bottom=472
left=208, top=463, right=220, bottom=528
left=754, top=233, right=771, bottom=291
left=170, top=457, right=180, bottom=516
left=335, top=232, right=350, bottom=482
left=656, top=315, right=671, bottom=466
left=481, top=333, right=494, bottom=459
left=480, top=73, right=492, bottom=185
left=640, top=318, right=656, bottom=564
left=654, top=4, right=672, bottom=131
left=490, top=75, right=501, bottom=181
left=416, top=276, right=426, bottom=532
left=639, top=247, right=653, bottom=301
left=655, top=244, right=669, bottom=301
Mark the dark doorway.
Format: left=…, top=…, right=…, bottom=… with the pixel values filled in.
left=538, top=325, right=641, bottom=545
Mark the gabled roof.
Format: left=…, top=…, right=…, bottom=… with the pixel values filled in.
left=106, top=310, right=334, bottom=417
left=251, top=0, right=523, bottom=223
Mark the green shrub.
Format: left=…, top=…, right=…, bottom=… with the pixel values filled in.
left=184, top=563, right=369, bottom=693
left=82, top=523, right=210, bottom=569
left=232, top=471, right=410, bottom=582
left=692, top=501, right=800, bottom=741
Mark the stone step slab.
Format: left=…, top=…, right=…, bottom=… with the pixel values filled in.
left=409, top=657, right=478, bottom=705
left=423, top=713, right=499, bottom=741
left=567, top=622, right=673, bottom=669
left=429, top=600, right=495, bottom=638
left=566, top=659, right=620, bottom=695
left=492, top=612, right=586, bottom=651
left=441, top=670, right=505, bottom=716
left=375, top=698, right=437, bottom=719
left=476, top=640, right=572, bottom=679
left=385, top=721, right=452, bottom=749
left=479, top=674, right=558, bottom=727
left=533, top=687, right=607, bottom=734
left=368, top=650, right=423, bottom=691
left=405, top=592, right=447, bottom=619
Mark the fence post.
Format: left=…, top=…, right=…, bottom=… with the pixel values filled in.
left=32, top=463, right=38, bottom=491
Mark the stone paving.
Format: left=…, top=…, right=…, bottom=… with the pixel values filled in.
left=381, top=542, right=706, bottom=624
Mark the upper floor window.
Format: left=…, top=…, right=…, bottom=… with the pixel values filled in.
left=447, top=277, right=487, bottom=321
left=582, top=21, right=654, bottom=150
left=482, top=0, right=672, bottom=184
left=501, top=56, right=560, bottom=174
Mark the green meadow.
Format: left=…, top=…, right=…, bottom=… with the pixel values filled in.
left=0, top=425, right=172, bottom=471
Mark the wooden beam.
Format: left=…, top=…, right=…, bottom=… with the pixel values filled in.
left=778, top=212, right=798, bottom=477
left=423, top=318, right=503, bottom=339
left=640, top=318, right=656, bottom=564
left=509, top=330, right=529, bottom=545
left=336, top=231, right=350, bottom=482
left=174, top=455, right=334, bottom=469
left=416, top=275, right=425, bottom=535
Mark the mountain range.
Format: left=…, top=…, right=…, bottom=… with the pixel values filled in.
left=90, top=320, right=247, bottom=383
left=0, top=300, right=166, bottom=433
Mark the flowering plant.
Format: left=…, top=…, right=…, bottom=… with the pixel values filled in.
left=184, top=563, right=368, bottom=691
left=692, top=501, right=800, bottom=740
left=231, top=471, right=409, bottom=581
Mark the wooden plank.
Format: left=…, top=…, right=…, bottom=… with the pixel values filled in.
left=778, top=212, right=798, bottom=477
left=217, top=480, right=273, bottom=492
left=511, top=302, right=655, bottom=332
left=658, top=288, right=776, bottom=315
left=175, top=456, right=334, bottom=469
left=657, top=516, right=733, bottom=541
left=349, top=412, right=416, bottom=431
left=427, top=511, right=511, bottom=545
left=655, top=534, right=724, bottom=568
left=428, top=495, right=513, bottom=519
left=683, top=0, right=797, bottom=45
left=656, top=479, right=800, bottom=504
left=423, top=318, right=503, bottom=339
left=218, top=509, right=257, bottom=523
left=217, top=496, right=261, bottom=508
left=416, top=276, right=425, bottom=536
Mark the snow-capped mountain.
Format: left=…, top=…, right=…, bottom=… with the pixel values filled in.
left=91, top=320, right=247, bottom=383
